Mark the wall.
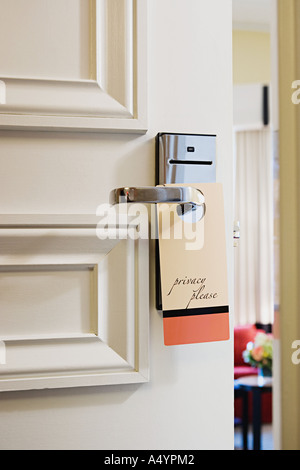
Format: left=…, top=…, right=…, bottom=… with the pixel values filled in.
left=232, top=30, right=271, bottom=128
left=233, top=29, right=271, bottom=84
left=0, top=0, right=234, bottom=450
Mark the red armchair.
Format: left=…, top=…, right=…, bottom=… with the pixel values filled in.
left=234, top=324, right=260, bottom=379
left=234, top=324, right=272, bottom=424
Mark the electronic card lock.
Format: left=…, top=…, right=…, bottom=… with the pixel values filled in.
left=110, top=133, right=216, bottom=222
left=110, top=133, right=230, bottom=346
left=156, top=132, right=216, bottom=185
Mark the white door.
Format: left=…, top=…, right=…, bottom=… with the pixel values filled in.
left=0, top=0, right=234, bottom=450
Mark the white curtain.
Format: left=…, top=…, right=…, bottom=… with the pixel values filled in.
left=234, top=129, right=274, bottom=326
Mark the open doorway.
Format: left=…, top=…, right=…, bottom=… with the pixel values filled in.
left=232, top=0, right=277, bottom=450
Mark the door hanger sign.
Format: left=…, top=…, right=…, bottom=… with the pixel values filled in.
left=157, top=183, right=230, bottom=346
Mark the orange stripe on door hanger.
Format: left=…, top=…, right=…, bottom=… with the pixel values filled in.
left=163, top=310, right=230, bottom=346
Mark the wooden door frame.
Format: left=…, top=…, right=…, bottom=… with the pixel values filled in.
left=277, top=0, right=300, bottom=450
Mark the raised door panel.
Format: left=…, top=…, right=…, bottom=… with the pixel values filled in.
left=0, top=0, right=147, bottom=132
left=0, top=215, right=149, bottom=391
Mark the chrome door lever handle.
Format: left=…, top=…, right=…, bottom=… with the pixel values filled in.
left=109, top=186, right=205, bottom=220
left=110, top=186, right=204, bottom=207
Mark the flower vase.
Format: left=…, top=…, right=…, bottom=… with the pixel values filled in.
left=258, top=366, right=272, bottom=378
left=257, top=366, right=272, bottom=386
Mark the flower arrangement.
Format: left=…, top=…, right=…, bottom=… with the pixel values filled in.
left=243, top=332, right=273, bottom=375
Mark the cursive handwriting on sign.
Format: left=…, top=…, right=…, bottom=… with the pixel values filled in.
left=167, top=276, right=218, bottom=309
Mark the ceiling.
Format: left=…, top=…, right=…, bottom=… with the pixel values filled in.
left=232, top=0, right=272, bottom=31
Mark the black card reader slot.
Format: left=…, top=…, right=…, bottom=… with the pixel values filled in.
left=169, top=159, right=213, bottom=166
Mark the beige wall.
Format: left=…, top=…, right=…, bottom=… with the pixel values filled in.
left=233, top=30, right=271, bottom=84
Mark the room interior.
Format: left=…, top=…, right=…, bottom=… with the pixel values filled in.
left=232, top=0, right=276, bottom=450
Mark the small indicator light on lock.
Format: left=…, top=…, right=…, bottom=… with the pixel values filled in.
left=187, top=146, right=195, bottom=153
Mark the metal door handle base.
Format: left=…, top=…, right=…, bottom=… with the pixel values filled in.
left=110, top=186, right=206, bottom=221
left=110, top=186, right=204, bottom=207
